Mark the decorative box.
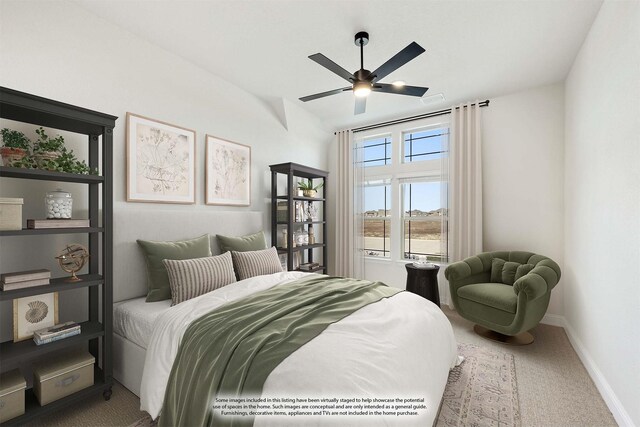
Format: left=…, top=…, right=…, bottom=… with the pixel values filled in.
left=33, top=350, right=94, bottom=406
left=0, top=369, right=26, bottom=423
left=0, top=197, right=23, bottom=231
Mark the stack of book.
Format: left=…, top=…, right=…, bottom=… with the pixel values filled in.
left=0, top=269, right=51, bottom=291
left=33, top=322, right=81, bottom=345
left=298, top=262, right=320, bottom=271
left=27, top=219, right=90, bottom=229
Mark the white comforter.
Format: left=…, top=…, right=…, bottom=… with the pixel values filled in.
left=140, top=272, right=458, bottom=426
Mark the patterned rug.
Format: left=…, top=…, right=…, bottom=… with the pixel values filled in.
left=129, top=343, right=519, bottom=427
left=436, top=342, right=520, bottom=427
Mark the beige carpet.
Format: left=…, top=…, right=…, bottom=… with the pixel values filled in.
left=27, top=307, right=617, bottom=427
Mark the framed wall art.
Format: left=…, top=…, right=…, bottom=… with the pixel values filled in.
left=126, top=113, right=196, bottom=204
left=205, top=135, right=251, bottom=206
left=13, top=292, right=58, bottom=342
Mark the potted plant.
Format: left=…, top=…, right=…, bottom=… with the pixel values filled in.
left=33, top=127, right=65, bottom=168
left=0, top=128, right=31, bottom=166
left=297, top=179, right=324, bottom=198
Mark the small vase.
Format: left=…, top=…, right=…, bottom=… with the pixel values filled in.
left=34, top=151, right=60, bottom=169
left=0, top=147, right=27, bottom=166
left=303, top=189, right=317, bottom=198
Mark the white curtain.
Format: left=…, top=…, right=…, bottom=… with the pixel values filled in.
left=448, top=101, right=483, bottom=263
left=334, top=130, right=365, bottom=279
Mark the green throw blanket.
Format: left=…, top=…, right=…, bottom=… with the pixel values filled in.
left=159, top=275, right=402, bottom=427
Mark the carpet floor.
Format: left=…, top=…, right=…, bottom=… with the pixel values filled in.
left=26, top=307, right=617, bottom=427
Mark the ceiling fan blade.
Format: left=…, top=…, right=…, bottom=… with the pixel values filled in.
left=354, top=97, right=367, bottom=115
left=373, top=83, right=429, bottom=97
left=299, top=87, right=351, bottom=102
left=308, top=53, right=354, bottom=83
left=371, top=42, right=425, bottom=83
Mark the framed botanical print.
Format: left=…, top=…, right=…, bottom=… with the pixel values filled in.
left=205, top=135, right=251, bottom=206
left=126, top=113, right=196, bottom=204
left=13, top=293, right=59, bottom=342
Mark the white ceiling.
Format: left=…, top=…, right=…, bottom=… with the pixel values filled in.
left=75, top=0, right=602, bottom=130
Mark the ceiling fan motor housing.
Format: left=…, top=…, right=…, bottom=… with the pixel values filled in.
left=354, top=31, right=369, bottom=46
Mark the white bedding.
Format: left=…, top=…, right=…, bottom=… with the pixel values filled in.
left=114, top=297, right=171, bottom=349
left=140, top=271, right=458, bottom=426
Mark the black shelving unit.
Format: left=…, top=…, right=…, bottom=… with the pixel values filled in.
left=270, top=162, right=328, bottom=272
left=0, top=86, right=116, bottom=425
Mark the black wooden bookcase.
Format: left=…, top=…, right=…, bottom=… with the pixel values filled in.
left=270, top=162, right=328, bottom=273
left=0, top=87, right=115, bottom=425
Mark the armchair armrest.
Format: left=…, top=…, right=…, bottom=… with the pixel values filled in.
left=444, top=253, right=491, bottom=283
left=513, top=273, right=548, bottom=301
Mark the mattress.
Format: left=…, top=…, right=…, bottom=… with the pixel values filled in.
left=113, top=297, right=171, bottom=349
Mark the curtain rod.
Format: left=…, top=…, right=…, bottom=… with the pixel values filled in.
left=336, top=100, right=490, bottom=134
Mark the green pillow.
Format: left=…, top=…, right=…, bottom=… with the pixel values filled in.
left=217, top=231, right=267, bottom=253
left=490, top=259, right=523, bottom=285
left=137, top=234, right=212, bottom=302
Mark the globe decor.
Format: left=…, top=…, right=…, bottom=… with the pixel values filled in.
left=55, top=244, right=89, bottom=282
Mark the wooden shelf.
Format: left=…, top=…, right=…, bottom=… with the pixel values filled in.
left=0, top=321, right=104, bottom=370
left=276, top=195, right=325, bottom=202
left=3, top=367, right=110, bottom=426
left=296, top=266, right=326, bottom=273
left=0, top=227, right=103, bottom=236
left=276, top=221, right=325, bottom=225
left=277, top=243, right=325, bottom=253
left=0, top=166, right=103, bottom=183
left=0, top=274, right=103, bottom=301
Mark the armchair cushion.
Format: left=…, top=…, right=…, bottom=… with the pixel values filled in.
left=490, top=259, right=534, bottom=285
left=457, top=283, right=517, bottom=313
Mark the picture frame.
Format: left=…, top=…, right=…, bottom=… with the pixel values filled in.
left=13, top=292, right=59, bottom=342
left=205, top=135, right=251, bottom=206
left=126, top=112, right=196, bottom=204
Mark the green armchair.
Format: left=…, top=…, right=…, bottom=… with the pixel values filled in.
left=445, top=251, right=561, bottom=344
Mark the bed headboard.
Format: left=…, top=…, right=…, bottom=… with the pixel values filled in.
left=113, top=210, right=263, bottom=302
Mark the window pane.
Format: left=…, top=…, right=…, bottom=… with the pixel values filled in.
left=361, top=135, right=391, bottom=167
left=403, top=128, right=448, bottom=163
left=402, top=181, right=447, bottom=260
left=364, top=219, right=390, bottom=257
left=363, top=182, right=390, bottom=257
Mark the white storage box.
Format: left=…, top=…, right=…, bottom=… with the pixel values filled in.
left=0, top=369, right=26, bottom=423
left=0, top=198, right=23, bottom=231
left=33, top=350, right=95, bottom=406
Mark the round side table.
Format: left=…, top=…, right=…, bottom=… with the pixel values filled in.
left=405, top=263, right=440, bottom=306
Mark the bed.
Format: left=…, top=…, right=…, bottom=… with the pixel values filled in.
left=112, top=211, right=459, bottom=426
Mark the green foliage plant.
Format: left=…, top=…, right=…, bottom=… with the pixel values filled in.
left=1, top=128, right=31, bottom=150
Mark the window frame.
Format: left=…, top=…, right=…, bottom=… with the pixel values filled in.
left=356, top=116, right=449, bottom=263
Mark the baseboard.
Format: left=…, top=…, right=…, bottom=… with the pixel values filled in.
left=558, top=316, right=636, bottom=427
left=540, top=313, right=566, bottom=327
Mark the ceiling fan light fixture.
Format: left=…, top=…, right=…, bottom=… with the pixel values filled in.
left=391, top=80, right=406, bottom=87
left=353, top=81, right=372, bottom=97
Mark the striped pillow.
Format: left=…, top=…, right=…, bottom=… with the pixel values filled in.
left=163, top=252, right=236, bottom=305
left=231, top=247, right=283, bottom=281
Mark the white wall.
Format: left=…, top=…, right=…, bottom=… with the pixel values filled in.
left=564, top=1, right=640, bottom=425
left=0, top=0, right=330, bottom=341
left=482, top=83, right=565, bottom=315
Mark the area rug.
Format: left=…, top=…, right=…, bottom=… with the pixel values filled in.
left=129, top=342, right=520, bottom=427
left=436, top=342, right=521, bottom=427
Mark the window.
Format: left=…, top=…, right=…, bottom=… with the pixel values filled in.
left=403, top=127, right=448, bottom=163
left=363, top=181, right=391, bottom=257
left=360, top=134, right=391, bottom=167
left=402, top=181, right=448, bottom=261
left=358, top=121, right=449, bottom=262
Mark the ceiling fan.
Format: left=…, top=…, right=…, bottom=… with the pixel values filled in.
left=299, top=32, right=429, bottom=115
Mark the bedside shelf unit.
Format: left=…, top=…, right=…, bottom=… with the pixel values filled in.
left=0, top=86, right=116, bottom=424
left=270, top=162, right=328, bottom=273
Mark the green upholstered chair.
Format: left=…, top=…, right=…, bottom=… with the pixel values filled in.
left=445, top=251, right=561, bottom=344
